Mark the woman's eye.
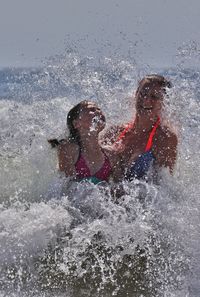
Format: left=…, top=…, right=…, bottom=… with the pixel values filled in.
left=152, top=95, right=160, bottom=100
left=139, top=92, right=147, bottom=98
left=90, top=106, right=97, bottom=111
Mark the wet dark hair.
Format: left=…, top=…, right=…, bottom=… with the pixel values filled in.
left=48, top=138, right=61, bottom=148
left=136, top=74, right=172, bottom=95
left=67, top=101, right=89, bottom=145
left=48, top=100, right=88, bottom=148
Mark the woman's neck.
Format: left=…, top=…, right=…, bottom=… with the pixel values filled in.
left=80, top=136, right=102, bottom=156
left=134, top=114, right=158, bottom=133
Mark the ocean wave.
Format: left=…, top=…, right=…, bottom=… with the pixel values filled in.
left=0, top=53, right=200, bottom=296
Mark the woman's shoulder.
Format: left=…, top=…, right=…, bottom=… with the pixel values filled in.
left=156, top=123, right=178, bottom=146
left=58, top=138, right=79, bottom=154
left=99, top=123, right=129, bottom=146
left=159, top=123, right=177, bottom=137
left=57, top=139, right=80, bottom=172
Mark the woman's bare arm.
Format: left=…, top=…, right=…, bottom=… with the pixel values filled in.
left=154, top=128, right=178, bottom=174
left=103, top=147, right=124, bottom=182
left=58, top=141, right=79, bottom=177
left=99, top=125, right=125, bottom=146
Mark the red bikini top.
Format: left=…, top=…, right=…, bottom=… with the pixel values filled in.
left=116, top=117, right=160, bottom=152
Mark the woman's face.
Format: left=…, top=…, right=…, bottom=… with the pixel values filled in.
left=136, top=82, right=164, bottom=120
left=74, top=102, right=106, bottom=134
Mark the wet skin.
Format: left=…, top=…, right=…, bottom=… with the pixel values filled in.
left=57, top=102, right=119, bottom=180
left=101, top=82, right=177, bottom=177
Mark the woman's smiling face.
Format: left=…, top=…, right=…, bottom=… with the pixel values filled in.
left=135, top=82, right=164, bottom=120
left=74, top=102, right=106, bottom=134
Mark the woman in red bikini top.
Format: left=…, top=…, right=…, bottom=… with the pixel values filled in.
left=102, top=74, right=178, bottom=180
left=115, top=117, right=160, bottom=179
left=49, top=100, right=117, bottom=184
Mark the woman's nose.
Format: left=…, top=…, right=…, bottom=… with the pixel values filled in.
left=143, top=98, right=154, bottom=107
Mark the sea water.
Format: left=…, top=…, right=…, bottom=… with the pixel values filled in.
left=0, top=52, right=200, bottom=297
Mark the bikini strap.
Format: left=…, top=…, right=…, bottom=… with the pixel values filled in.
left=145, top=117, right=160, bottom=152
left=115, top=117, right=160, bottom=151
left=115, top=122, right=135, bottom=143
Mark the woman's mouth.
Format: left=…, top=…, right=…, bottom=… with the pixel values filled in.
left=140, top=105, right=153, bottom=111
left=90, top=115, right=105, bottom=131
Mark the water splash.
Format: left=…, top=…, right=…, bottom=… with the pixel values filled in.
left=0, top=52, right=200, bottom=296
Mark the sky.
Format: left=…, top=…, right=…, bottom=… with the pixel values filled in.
left=0, top=0, right=200, bottom=68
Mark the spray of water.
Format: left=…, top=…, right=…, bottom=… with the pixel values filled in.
left=0, top=50, right=200, bottom=296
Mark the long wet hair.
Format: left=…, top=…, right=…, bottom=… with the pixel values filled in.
left=67, top=101, right=89, bottom=145
left=48, top=101, right=88, bottom=148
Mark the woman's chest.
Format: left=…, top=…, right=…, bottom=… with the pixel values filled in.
left=123, top=132, right=149, bottom=155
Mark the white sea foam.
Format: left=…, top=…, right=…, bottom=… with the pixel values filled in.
left=0, top=53, right=200, bottom=296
